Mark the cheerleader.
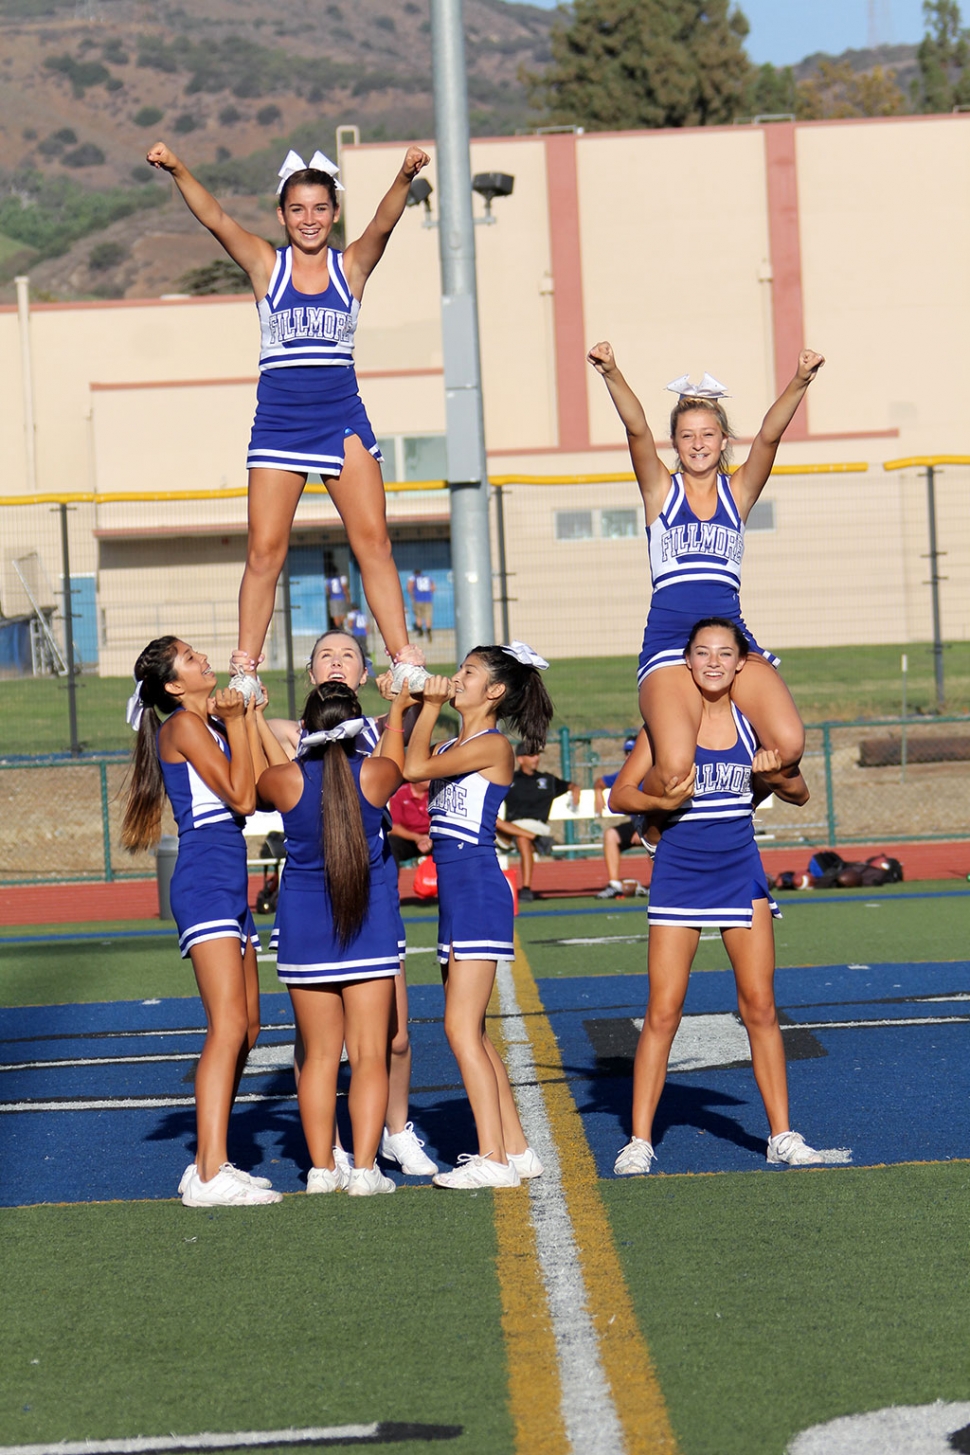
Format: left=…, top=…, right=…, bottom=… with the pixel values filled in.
left=587, top=341, right=823, bottom=799
left=145, top=140, right=430, bottom=695
left=257, top=683, right=410, bottom=1196
left=402, top=643, right=554, bottom=1190
left=267, top=628, right=437, bottom=1178
left=121, top=636, right=287, bottom=1207
left=609, top=617, right=847, bottom=1172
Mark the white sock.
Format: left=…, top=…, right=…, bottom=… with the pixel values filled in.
left=609, top=879, right=623, bottom=890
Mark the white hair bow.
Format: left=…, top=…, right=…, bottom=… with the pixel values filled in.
left=297, top=717, right=366, bottom=753
left=665, top=372, right=730, bottom=400
left=126, top=677, right=144, bottom=732
left=277, top=148, right=345, bottom=193
left=501, top=641, right=549, bottom=671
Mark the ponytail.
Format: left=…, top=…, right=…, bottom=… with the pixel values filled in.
left=121, top=636, right=180, bottom=852
left=470, top=644, right=555, bottom=754
left=301, top=683, right=370, bottom=943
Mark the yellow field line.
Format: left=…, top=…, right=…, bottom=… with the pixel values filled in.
left=508, top=937, right=681, bottom=1454
left=488, top=980, right=569, bottom=1455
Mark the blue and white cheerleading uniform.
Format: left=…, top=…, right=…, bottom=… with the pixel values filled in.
left=429, top=731, right=515, bottom=965
left=638, top=473, right=780, bottom=685
left=271, top=753, right=400, bottom=984
left=295, top=713, right=406, bottom=960
left=647, top=704, right=780, bottom=931
left=158, top=712, right=259, bottom=959
left=246, top=246, right=382, bottom=478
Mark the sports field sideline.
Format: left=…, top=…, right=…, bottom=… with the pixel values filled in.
left=2, top=883, right=969, bottom=1455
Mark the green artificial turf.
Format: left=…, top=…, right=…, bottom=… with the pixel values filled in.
left=514, top=884, right=970, bottom=978
left=603, top=1161, right=970, bottom=1455
left=0, top=1194, right=511, bottom=1454
left=0, top=911, right=443, bottom=1007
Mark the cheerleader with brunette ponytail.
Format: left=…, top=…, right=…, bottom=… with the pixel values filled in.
left=122, top=636, right=288, bottom=1208
left=257, top=681, right=410, bottom=1197
left=402, top=642, right=554, bottom=1190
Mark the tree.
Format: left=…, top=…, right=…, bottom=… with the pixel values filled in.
left=796, top=59, right=906, bottom=119
left=915, top=0, right=970, bottom=111
left=529, top=0, right=752, bottom=131
left=745, top=62, right=798, bottom=117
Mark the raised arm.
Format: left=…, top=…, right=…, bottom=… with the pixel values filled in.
left=250, top=697, right=291, bottom=775
left=587, top=342, right=670, bottom=518
left=732, top=350, right=825, bottom=516
left=164, top=690, right=256, bottom=817
left=342, top=146, right=430, bottom=297
left=146, top=141, right=277, bottom=295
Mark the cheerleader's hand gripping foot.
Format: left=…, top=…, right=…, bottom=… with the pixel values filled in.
left=228, top=649, right=267, bottom=706
left=390, top=645, right=429, bottom=696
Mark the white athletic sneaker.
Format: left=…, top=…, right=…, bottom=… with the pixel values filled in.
left=332, top=1145, right=354, bottom=1176
left=432, top=1153, right=521, bottom=1190
left=178, top=1162, right=273, bottom=1195
left=347, top=1164, right=396, bottom=1196
left=381, top=1122, right=438, bottom=1175
left=767, top=1131, right=853, bottom=1166
left=226, top=671, right=266, bottom=705
left=307, top=1164, right=348, bottom=1194
left=596, top=882, right=624, bottom=899
left=508, top=1147, right=544, bottom=1179
left=613, top=1137, right=656, bottom=1176
left=390, top=661, right=429, bottom=695
left=181, top=1164, right=282, bottom=1207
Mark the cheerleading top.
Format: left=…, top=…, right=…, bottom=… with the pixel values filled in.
left=159, top=711, right=244, bottom=835
left=428, top=731, right=510, bottom=857
left=646, top=472, right=744, bottom=607
left=278, top=753, right=386, bottom=878
left=256, top=247, right=358, bottom=374
left=661, top=703, right=758, bottom=853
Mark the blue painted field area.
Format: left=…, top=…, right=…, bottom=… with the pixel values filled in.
left=547, top=963, right=970, bottom=1175
left=2, top=962, right=968, bottom=1205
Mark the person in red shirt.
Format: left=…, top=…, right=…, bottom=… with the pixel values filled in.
left=388, top=779, right=432, bottom=865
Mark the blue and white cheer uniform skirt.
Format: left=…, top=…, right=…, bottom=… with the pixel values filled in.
left=434, top=843, right=515, bottom=965
left=247, top=366, right=383, bottom=479
left=647, top=838, right=780, bottom=931
left=169, top=827, right=260, bottom=959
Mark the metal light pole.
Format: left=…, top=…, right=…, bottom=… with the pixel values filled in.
left=924, top=465, right=946, bottom=710
left=430, top=0, right=495, bottom=659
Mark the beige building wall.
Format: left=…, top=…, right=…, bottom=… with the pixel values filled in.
left=2, top=114, right=969, bottom=672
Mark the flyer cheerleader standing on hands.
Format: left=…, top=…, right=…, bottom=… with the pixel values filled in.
left=402, top=642, right=553, bottom=1190
left=121, top=637, right=288, bottom=1207
left=146, top=140, right=430, bottom=696
left=588, top=341, right=823, bottom=799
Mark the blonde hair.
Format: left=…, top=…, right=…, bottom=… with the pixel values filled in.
left=669, top=396, right=735, bottom=474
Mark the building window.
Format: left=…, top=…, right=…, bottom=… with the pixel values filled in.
left=747, top=499, right=775, bottom=531
left=555, top=510, right=594, bottom=541
left=374, top=434, right=447, bottom=484
left=404, top=434, right=447, bottom=483
left=600, top=508, right=638, bottom=539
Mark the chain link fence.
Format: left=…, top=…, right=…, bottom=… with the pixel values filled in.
left=1, top=462, right=969, bottom=883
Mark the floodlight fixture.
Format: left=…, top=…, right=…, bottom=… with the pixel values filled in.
left=471, top=171, right=514, bottom=223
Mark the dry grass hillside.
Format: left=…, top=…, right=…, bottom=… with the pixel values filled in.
left=0, top=0, right=554, bottom=301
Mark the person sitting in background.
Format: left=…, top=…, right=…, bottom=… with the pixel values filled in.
left=495, top=743, right=580, bottom=902
left=594, top=736, right=652, bottom=899
left=387, top=779, right=432, bottom=866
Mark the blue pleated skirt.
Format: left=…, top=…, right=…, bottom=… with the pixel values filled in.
left=247, top=366, right=383, bottom=478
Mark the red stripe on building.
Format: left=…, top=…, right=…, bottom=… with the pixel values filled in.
left=544, top=133, right=590, bottom=451
left=764, top=123, right=808, bottom=439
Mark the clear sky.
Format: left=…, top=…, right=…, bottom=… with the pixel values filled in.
left=517, top=1, right=931, bottom=67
